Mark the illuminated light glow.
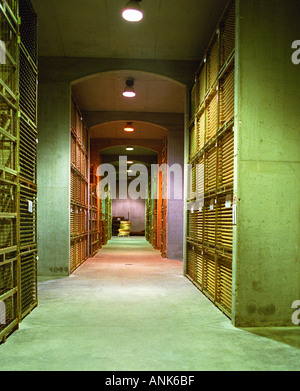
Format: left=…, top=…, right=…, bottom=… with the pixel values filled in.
left=122, top=1, right=143, bottom=22
left=126, top=147, right=134, bottom=151
left=127, top=161, right=133, bottom=164
left=122, top=9, right=143, bottom=22
left=122, top=90, right=136, bottom=98
left=123, top=78, right=136, bottom=98
left=124, top=122, right=135, bottom=132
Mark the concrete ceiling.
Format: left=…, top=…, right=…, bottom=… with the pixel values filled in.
left=101, top=145, right=157, bottom=157
left=32, top=0, right=228, bottom=61
left=90, top=120, right=168, bottom=139
left=32, top=0, right=228, bottom=144
left=72, top=70, right=185, bottom=113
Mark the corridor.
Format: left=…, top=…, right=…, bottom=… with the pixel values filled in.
left=0, top=237, right=299, bottom=371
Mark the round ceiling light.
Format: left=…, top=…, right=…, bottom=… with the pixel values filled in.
left=122, top=0, right=143, bottom=22
left=123, top=79, right=136, bottom=98
left=124, top=122, right=134, bottom=132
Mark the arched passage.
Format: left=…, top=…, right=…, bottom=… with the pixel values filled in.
left=37, top=67, right=185, bottom=277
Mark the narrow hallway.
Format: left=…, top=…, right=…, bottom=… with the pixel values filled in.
left=0, top=237, right=299, bottom=371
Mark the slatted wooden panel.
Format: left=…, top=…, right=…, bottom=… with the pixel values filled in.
left=71, top=133, right=76, bottom=165
left=220, top=66, right=234, bottom=126
left=194, top=245, right=204, bottom=288
left=20, top=246, right=37, bottom=317
left=205, top=145, right=217, bottom=193
left=70, top=239, right=76, bottom=273
left=190, top=83, right=197, bottom=119
left=161, top=138, right=168, bottom=257
left=191, top=163, right=196, bottom=197
left=204, top=199, right=216, bottom=247
left=218, top=129, right=234, bottom=189
left=220, top=2, right=235, bottom=67
left=186, top=243, right=195, bottom=280
left=195, top=154, right=204, bottom=201
left=189, top=125, right=197, bottom=158
left=186, top=0, right=235, bottom=319
left=217, top=255, right=232, bottom=314
left=19, top=117, right=37, bottom=184
left=194, top=209, right=203, bottom=243
left=198, top=65, right=206, bottom=103
left=89, top=183, right=100, bottom=257
left=187, top=163, right=194, bottom=201
left=161, top=199, right=167, bottom=258
left=206, top=93, right=218, bottom=141
left=187, top=210, right=195, bottom=239
left=152, top=199, right=158, bottom=248
left=207, top=36, right=219, bottom=88
left=197, top=112, right=205, bottom=150
left=19, top=184, right=36, bottom=247
left=70, top=99, right=88, bottom=272
left=203, top=249, right=216, bottom=298
left=217, top=195, right=233, bottom=250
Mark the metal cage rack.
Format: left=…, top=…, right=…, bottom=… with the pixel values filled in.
left=186, top=0, right=235, bottom=318
left=0, top=4, right=19, bottom=108
left=0, top=0, right=38, bottom=342
left=0, top=0, right=18, bottom=19
left=19, top=0, right=38, bottom=320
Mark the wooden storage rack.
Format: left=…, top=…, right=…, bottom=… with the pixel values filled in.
left=186, top=0, right=235, bottom=318
left=89, top=164, right=102, bottom=256
left=160, top=137, right=168, bottom=258
left=70, top=98, right=88, bottom=273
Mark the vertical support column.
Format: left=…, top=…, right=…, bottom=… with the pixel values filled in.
left=183, top=90, right=190, bottom=274
left=37, top=81, right=71, bottom=276
left=167, top=129, right=185, bottom=260
left=233, top=0, right=300, bottom=326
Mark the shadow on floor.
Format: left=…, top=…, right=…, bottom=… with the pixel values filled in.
left=240, top=327, right=300, bottom=349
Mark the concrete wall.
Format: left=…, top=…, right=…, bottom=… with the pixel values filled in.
left=233, top=0, right=300, bottom=326
left=167, top=130, right=185, bottom=261
left=112, top=198, right=145, bottom=233
left=37, top=81, right=71, bottom=276
left=38, top=57, right=197, bottom=87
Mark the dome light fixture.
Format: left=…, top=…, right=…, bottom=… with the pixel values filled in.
left=123, top=79, right=136, bottom=98
left=124, top=122, right=134, bottom=132
left=126, top=146, right=134, bottom=151
left=122, top=0, right=143, bottom=22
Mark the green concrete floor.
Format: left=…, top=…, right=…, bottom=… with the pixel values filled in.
left=0, top=237, right=299, bottom=371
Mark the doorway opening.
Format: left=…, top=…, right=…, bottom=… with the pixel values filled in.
left=70, top=70, right=185, bottom=267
